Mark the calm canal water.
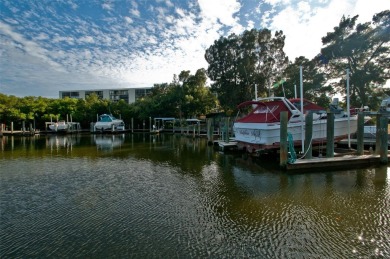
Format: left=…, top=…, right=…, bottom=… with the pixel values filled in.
left=0, top=134, right=389, bottom=258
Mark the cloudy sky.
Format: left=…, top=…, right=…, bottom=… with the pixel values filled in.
left=0, top=0, right=388, bottom=98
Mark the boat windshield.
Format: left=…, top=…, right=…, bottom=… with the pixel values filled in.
left=99, top=115, right=113, bottom=122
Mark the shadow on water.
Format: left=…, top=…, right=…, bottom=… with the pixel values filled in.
left=0, top=133, right=389, bottom=258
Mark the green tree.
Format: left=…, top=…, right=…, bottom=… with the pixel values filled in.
left=277, top=57, right=332, bottom=107
left=205, top=28, right=288, bottom=111
left=320, top=10, right=390, bottom=108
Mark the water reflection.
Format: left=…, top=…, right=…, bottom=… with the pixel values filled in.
left=0, top=134, right=389, bottom=258
left=93, top=134, right=125, bottom=150
left=46, top=135, right=80, bottom=149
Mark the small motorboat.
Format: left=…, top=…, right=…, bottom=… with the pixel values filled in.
left=94, top=114, right=125, bottom=132
left=48, top=120, right=69, bottom=132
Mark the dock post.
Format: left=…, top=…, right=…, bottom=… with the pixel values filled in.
left=226, top=117, right=230, bottom=143
left=304, top=111, right=313, bottom=159
left=131, top=118, right=134, bottom=133
left=280, top=111, right=288, bottom=168
left=11, top=122, right=14, bottom=134
left=326, top=112, right=334, bottom=158
left=193, top=124, right=195, bottom=138
left=379, top=116, right=388, bottom=164
left=356, top=112, right=365, bottom=155
left=207, top=118, right=213, bottom=144
left=375, top=113, right=381, bottom=154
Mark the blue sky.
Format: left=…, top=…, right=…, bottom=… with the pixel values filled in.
left=0, top=0, right=388, bottom=98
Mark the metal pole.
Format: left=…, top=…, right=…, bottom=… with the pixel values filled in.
left=294, top=84, right=297, bottom=99
left=255, top=84, right=258, bottom=101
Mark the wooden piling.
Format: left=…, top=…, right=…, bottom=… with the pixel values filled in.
left=304, top=111, right=313, bottom=159
left=207, top=118, right=213, bottom=144
left=379, top=116, right=388, bottom=164
left=375, top=113, right=381, bottom=155
left=225, top=117, right=230, bottom=143
left=280, top=111, right=288, bottom=168
left=356, top=112, right=365, bottom=155
left=326, top=113, right=334, bottom=158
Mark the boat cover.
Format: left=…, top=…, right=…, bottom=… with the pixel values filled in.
left=236, top=100, right=291, bottom=123
left=236, top=99, right=326, bottom=124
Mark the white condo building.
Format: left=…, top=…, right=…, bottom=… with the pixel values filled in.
left=59, top=87, right=152, bottom=104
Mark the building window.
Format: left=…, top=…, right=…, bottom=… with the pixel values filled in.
left=135, top=88, right=151, bottom=100
left=85, top=91, right=103, bottom=99
left=61, top=92, right=80, bottom=98
left=109, top=90, right=129, bottom=103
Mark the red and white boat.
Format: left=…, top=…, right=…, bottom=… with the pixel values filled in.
left=233, top=97, right=358, bottom=153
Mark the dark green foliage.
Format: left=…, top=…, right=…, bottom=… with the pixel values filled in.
left=278, top=57, right=332, bottom=108
left=319, top=10, right=390, bottom=109
left=205, top=29, right=288, bottom=111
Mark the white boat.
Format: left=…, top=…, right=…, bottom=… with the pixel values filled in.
left=233, top=97, right=358, bottom=153
left=94, top=114, right=125, bottom=132
left=48, top=120, right=69, bottom=132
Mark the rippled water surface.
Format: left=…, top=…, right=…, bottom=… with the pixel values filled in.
left=1, top=134, right=389, bottom=258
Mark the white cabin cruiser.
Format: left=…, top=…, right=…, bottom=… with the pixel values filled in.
left=233, top=97, right=358, bottom=153
left=95, top=114, right=125, bottom=132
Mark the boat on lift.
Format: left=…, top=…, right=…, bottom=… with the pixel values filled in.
left=94, top=114, right=125, bottom=132
left=233, top=97, right=358, bottom=153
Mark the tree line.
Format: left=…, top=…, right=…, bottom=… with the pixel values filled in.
left=0, top=69, right=218, bottom=130
left=0, top=10, right=389, bottom=130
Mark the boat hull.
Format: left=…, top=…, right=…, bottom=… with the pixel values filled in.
left=233, top=116, right=358, bottom=153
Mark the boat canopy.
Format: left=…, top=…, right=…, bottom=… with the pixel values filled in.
left=236, top=98, right=326, bottom=124
left=236, top=99, right=292, bottom=123
left=289, top=98, right=325, bottom=113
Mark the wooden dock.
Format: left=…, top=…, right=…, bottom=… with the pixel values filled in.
left=213, top=140, right=238, bottom=151
left=286, top=154, right=389, bottom=172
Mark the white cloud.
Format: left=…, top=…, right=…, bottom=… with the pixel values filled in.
left=79, top=36, right=95, bottom=44
left=267, top=0, right=389, bottom=60
left=130, top=8, right=140, bottom=17
left=124, top=16, right=133, bottom=24
left=198, top=0, right=241, bottom=26
left=102, top=2, right=113, bottom=11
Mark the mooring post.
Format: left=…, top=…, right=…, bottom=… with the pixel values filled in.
left=193, top=124, right=196, bottom=138
left=379, top=116, right=388, bottom=164
left=304, top=111, right=313, bottom=159
left=207, top=118, right=213, bottom=144
left=375, top=113, right=382, bottom=155
left=11, top=122, right=14, bottom=134
left=226, top=117, right=230, bottom=143
left=131, top=118, right=134, bottom=133
left=280, top=111, right=288, bottom=168
left=326, top=112, right=335, bottom=158
left=356, top=112, right=365, bottom=155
